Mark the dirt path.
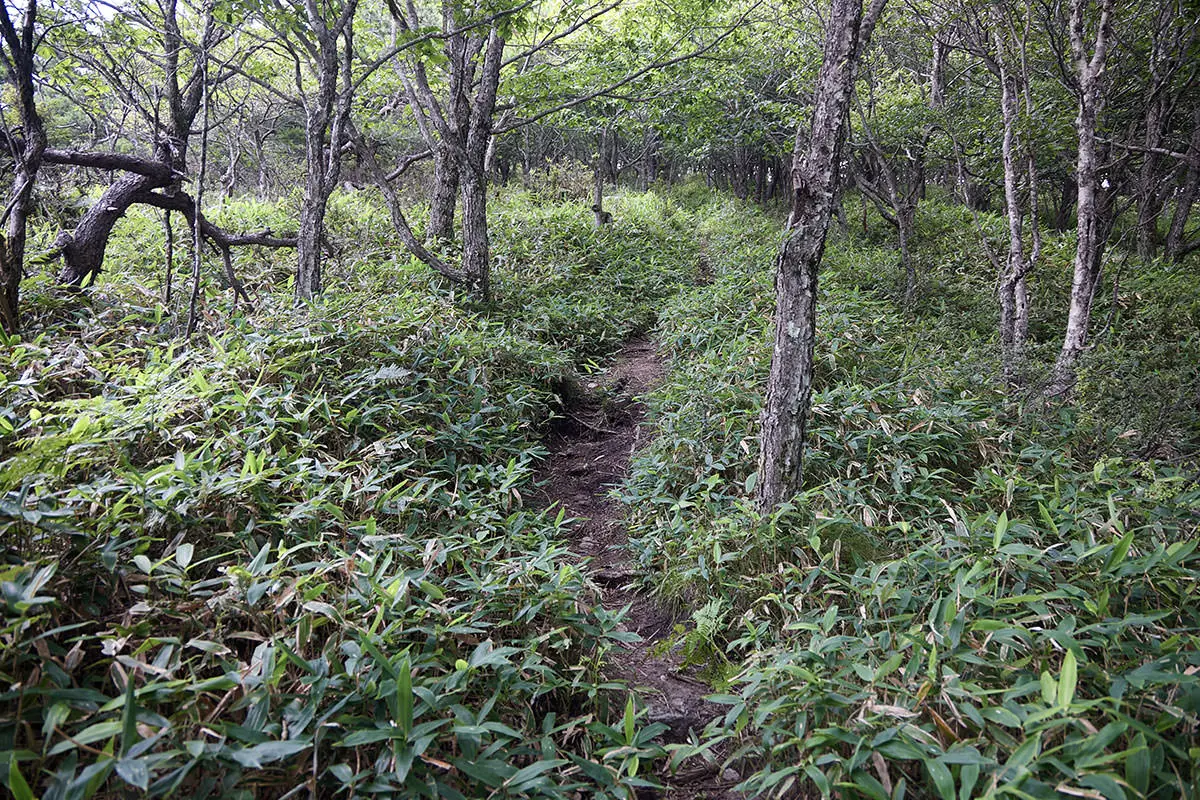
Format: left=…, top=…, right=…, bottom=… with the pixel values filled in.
left=537, top=338, right=738, bottom=799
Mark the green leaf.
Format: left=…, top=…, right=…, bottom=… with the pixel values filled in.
left=7, top=759, right=34, bottom=800
left=925, top=758, right=954, bottom=800
left=804, top=765, right=831, bottom=797
left=1058, top=650, right=1077, bottom=709
left=505, top=759, right=568, bottom=791
left=623, top=694, right=636, bottom=745
left=397, top=655, right=413, bottom=737
left=230, top=740, right=310, bottom=769
left=1040, top=671, right=1057, bottom=705
left=119, top=674, right=137, bottom=758
left=1124, top=733, right=1149, bottom=795
left=115, top=758, right=149, bottom=790
left=1103, top=530, right=1134, bottom=572
left=821, top=605, right=837, bottom=632
left=993, top=510, right=1009, bottom=550
left=873, top=652, right=903, bottom=683
left=340, top=729, right=394, bottom=746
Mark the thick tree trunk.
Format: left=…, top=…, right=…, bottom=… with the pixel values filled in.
left=1050, top=0, right=1113, bottom=395
left=457, top=28, right=504, bottom=302
left=59, top=172, right=162, bottom=286
left=427, top=143, right=459, bottom=244
left=296, top=192, right=327, bottom=302
left=756, top=0, right=885, bottom=512
left=461, top=170, right=490, bottom=299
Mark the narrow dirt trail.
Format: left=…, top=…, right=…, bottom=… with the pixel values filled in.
left=538, top=338, right=738, bottom=799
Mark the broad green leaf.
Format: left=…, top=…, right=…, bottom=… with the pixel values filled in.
left=7, top=759, right=34, bottom=800
left=1058, top=650, right=1077, bottom=709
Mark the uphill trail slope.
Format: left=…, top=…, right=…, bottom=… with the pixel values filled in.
left=537, top=338, right=740, bottom=799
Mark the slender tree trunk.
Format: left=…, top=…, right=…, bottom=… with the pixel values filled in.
left=186, top=54, right=210, bottom=337
left=755, top=153, right=767, bottom=203
left=1134, top=100, right=1165, bottom=260
left=1054, top=173, right=1076, bottom=231
left=0, top=0, right=47, bottom=334
left=1016, top=26, right=1040, bottom=352
left=996, top=38, right=1025, bottom=387
left=257, top=140, right=271, bottom=199
left=897, top=202, right=917, bottom=303
left=593, top=151, right=606, bottom=228
left=293, top=0, right=356, bottom=302
left=756, top=0, right=886, bottom=512
left=1050, top=0, right=1113, bottom=395
left=1165, top=112, right=1200, bottom=262
left=766, top=157, right=781, bottom=200
left=163, top=210, right=174, bottom=304
left=222, top=132, right=239, bottom=200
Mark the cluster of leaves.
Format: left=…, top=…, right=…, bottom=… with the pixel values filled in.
left=621, top=188, right=1200, bottom=797
left=0, top=189, right=703, bottom=798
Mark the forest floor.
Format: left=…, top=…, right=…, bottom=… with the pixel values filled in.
left=537, top=338, right=740, bottom=799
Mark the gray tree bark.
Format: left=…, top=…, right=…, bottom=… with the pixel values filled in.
left=0, top=0, right=48, bottom=334
left=995, top=24, right=1028, bottom=388
left=459, top=28, right=505, bottom=302
left=1165, top=110, right=1200, bottom=263
left=755, top=0, right=886, bottom=512
left=51, top=0, right=222, bottom=288
left=427, top=144, right=460, bottom=244
left=294, top=0, right=358, bottom=302
left=1050, top=0, right=1114, bottom=395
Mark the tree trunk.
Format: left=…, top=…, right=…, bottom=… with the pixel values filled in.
left=1134, top=102, right=1165, bottom=261
left=1053, top=173, right=1076, bottom=232
left=296, top=109, right=331, bottom=301
left=0, top=0, right=47, bottom=334
left=996, top=40, right=1026, bottom=388
left=756, top=0, right=885, bottom=512
left=1165, top=111, right=1200, bottom=262
left=458, top=28, right=504, bottom=302
left=1050, top=0, right=1113, bottom=395
left=296, top=190, right=327, bottom=301
left=292, top=0, right=356, bottom=302
left=427, top=143, right=460, bottom=244
left=461, top=170, right=490, bottom=299
left=593, top=152, right=607, bottom=228
left=897, top=202, right=917, bottom=303
left=59, top=172, right=162, bottom=286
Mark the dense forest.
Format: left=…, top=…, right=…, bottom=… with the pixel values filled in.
left=1, top=0, right=1198, bottom=796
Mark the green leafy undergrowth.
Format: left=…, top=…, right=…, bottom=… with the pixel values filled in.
left=621, top=197, right=1200, bottom=797
left=0, top=188, right=713, bottom=798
